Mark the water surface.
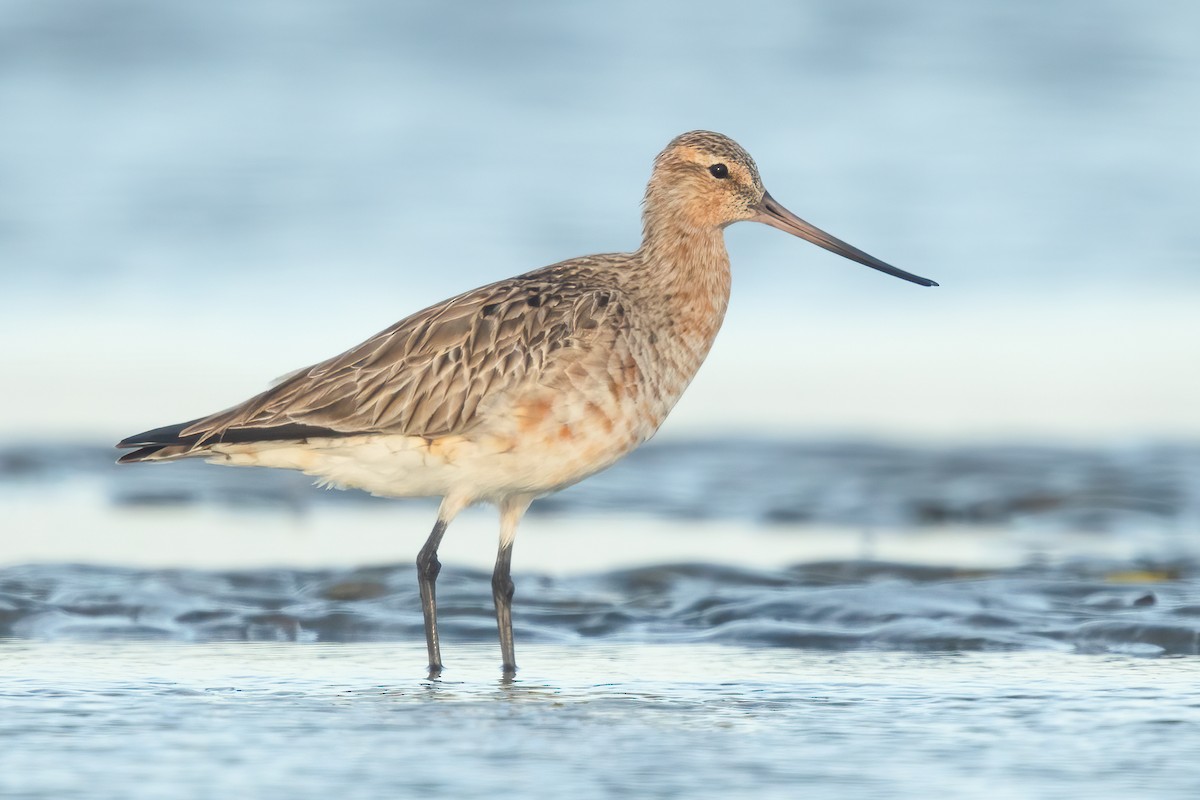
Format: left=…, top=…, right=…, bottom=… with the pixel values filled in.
left=4, top=437, right=1198, bottom=796
left=2, top=643, right=1197, bottom=800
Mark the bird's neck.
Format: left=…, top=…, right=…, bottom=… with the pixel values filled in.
left=635, top=214, right=733, bottom=349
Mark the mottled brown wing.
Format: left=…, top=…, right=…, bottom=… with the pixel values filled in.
left=181, top=267, right=626, bottom=444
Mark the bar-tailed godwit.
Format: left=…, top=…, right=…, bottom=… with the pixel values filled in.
left=118, top=131, right=937, bottom=675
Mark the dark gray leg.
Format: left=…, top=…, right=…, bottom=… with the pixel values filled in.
left=492, top=540, right=516, bottom=674
left=416, top=518, right=448, bottom=676
left=493, top=495, right=531, bottom=677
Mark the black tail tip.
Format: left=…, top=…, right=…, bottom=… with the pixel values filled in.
left=116, top=446, right=167, bottom=464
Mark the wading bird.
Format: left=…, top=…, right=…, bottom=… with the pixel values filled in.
left=118, top=131, right=937, bottom=676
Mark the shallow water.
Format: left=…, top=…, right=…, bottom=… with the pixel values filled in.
left=4, top=438, right=1200, bottom=656
left=3, top=437, right=1199, bottom=797
left=2, top=643, right=1197, bottom=800
left=3, top=559, right=1199, bottom=658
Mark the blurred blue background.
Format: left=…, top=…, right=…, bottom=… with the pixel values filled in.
left=2, top=0, right=1197, bottom=441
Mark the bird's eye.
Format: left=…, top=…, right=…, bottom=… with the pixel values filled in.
left=708, top=163, right=729, bottom=179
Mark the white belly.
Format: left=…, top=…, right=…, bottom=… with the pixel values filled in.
left=208, top=421, right=645, bottom=504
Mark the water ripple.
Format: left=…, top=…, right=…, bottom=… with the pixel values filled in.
left=2, top=560, right=1197, bottom=656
